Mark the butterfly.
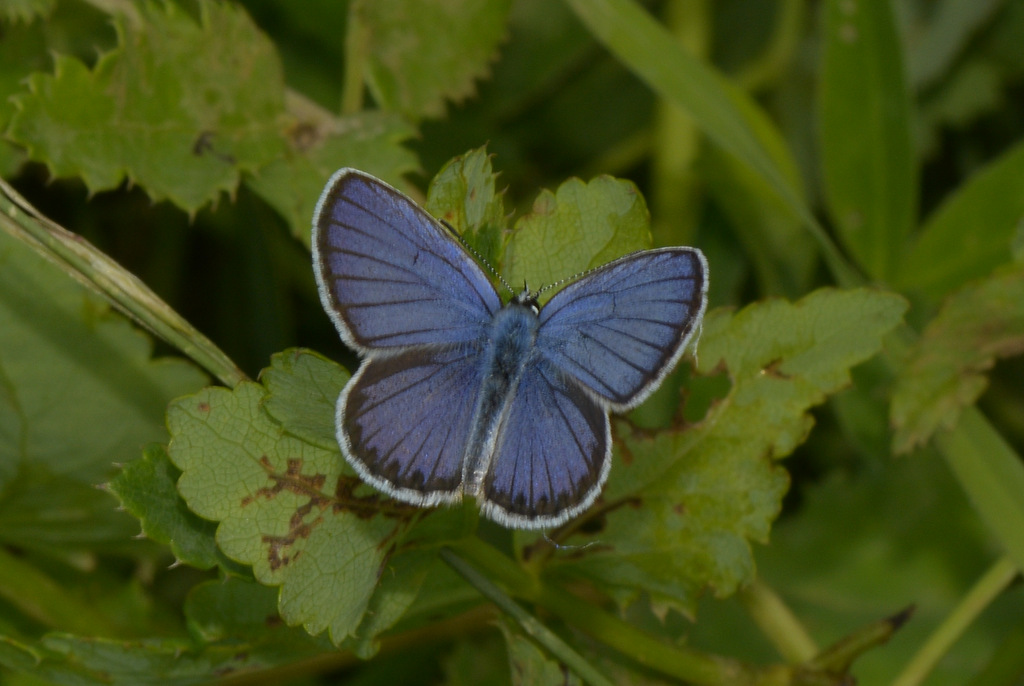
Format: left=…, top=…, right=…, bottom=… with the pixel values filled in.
left=312, top=169, right=708, bottom=529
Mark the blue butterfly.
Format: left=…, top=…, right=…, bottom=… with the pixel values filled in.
left=312, top=169, right=708, bottom=529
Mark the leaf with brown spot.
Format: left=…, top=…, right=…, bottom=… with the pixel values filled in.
left=167, top=377, right=419, bottom=645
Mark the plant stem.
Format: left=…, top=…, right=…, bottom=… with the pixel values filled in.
left=935, top=410, right=1024, bottom=573
left=342, top=1, right=371, bottom=114
left=740, top=578, right=818, bottom=662
left=649, top=0, right=708, bottom=248
left=446, top=537, right=765, bottom=685
left=735, top=0, right=803, bottom=92
left=0, top=180, right=246, bottom=388
left=892, top=556, right=1020, bottom=686
left=441, top=547, right=616, bottom=686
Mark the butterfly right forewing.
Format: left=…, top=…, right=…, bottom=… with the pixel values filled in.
left=312, top=169, right=502, bottom=353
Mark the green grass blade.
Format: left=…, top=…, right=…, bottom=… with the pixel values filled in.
left=935, top=408, right=1024, bottom=571
left=563, top=0, right=861, bottom=287
left=819, top=0, right=916, bottom=281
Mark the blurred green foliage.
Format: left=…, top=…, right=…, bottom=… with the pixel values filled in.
left=1, top=1, right=1023, bottom=684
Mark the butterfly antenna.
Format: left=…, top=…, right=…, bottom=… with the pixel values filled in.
left=534, top=254, right=637, bottom=298
left=439, top=218, right=516, bottom=297
left=541, top=532, right=600, bottom=551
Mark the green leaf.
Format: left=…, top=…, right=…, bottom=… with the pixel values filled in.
left=892, top=262, right=1024, bottom=453
left=185, top=577, right=332, bottom=654
left=502, top=176, right=651, bottom=295
left=819, top=0, right=916, bottom=281
left=394, top=553, right=480, bottom=625
left=341, top=548, right=437, bottom=659
left=0, top=629, right=323, bottom=686
left=187, top=566, right=430, bottom=669
left=692, top=454, right=1005, bottom=686
left=0, top=0, right=53, bottom=23
left=357, top=0, right=513, bottom=119
left=498, top=620, right=583, bottom=686
left=442, top=633, right=512, bottom=686
left=896, top=140, right=1024, bottom=301
left=0, top=223, right=205, bottom=552
left=246, top=110, right=418, bottom=246
left=0, top=468, right=146, bottom=558
left=425, top=146, right=508, bottom=269
left=166, top=376, right=419, bottom=645
left=547, top=289, right=908, bottom=614
left=108, top=445, right=247, bottom=574
left=7, top=0, right=286, bottom=213
left=906, top=0, right=1004, bottom=90
left=0, top=9, right=50, bottom=176
left=261, top=348, right=350, bottom=451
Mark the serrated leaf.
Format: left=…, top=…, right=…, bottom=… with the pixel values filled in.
left=503, top=176, right=652, bottom=295
left=0, top=11, right=49, bottom=175
left=819, top=0, right=916, bottom=281
left=892, top=262, right=1024, bottom=453
left=7, top=0, right=286, bottom=212
left=166, top=378, right=420, bottom=645
left=246, top=110, right=418, bottom=245
left=358, top=0, right=513, bottom=119
left=107, top=445, right=247, bottom=574
left=0, top=629, right=320, bottom=686
left=253, top=350, right=446, bottom=654
left=896, top=140, right=1024, bottom=300
left=425, top=146, right=508, bottom=270
left=0, top=223, right=205, bottom=552
left=545, top=289, right=908, bottom=614
left=261, top=348, right=349, bottom=451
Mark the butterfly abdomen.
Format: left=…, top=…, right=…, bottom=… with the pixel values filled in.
left=462, top=301, right=541, bottom=495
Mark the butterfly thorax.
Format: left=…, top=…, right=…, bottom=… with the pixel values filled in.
left=462, top=301, right=541, bottom=496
